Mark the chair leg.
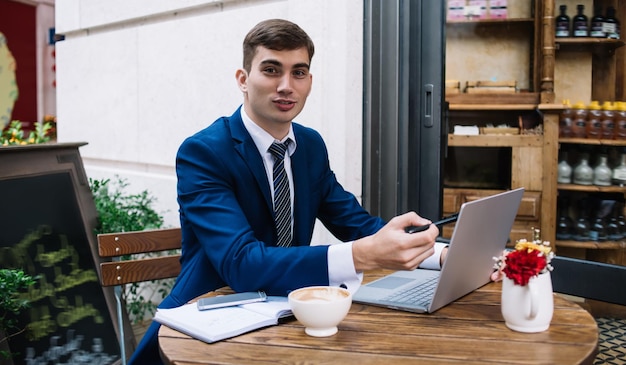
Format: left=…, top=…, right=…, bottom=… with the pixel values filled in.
left=115, top=285, right=127, bottom=365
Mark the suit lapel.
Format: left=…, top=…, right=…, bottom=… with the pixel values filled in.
left=230, top=109, right=273, bottom=212
left=290, top=127, right=310, bottom=246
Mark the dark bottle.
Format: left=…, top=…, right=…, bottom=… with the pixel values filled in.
left=605, top=6, right=621, bottom=39
left=606, top=201, right=623, bottom=241
left=573, top=4, right=589, bottom=37
left=572, top=199, right=591, bottom=241
left=556, top=5, right=571, bottom=37
left=589, top=214, right=608, bottom=242
left=590, top=5, right=605, bottom=37
left=556, top=197, right=573, bottom=240
left=617, top=201, right=626, bottom=237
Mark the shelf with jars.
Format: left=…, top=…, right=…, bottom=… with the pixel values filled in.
left=550, top=0, right=626, bottom=260
left=556, top=141, right=626, bottom=249
left=556, top=190, right=626, bottom=249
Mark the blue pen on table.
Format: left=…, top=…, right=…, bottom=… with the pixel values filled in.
left=404, top=213, right=459, bottom=234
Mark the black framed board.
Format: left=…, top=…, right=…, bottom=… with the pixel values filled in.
left=0, top=143, right=131, bottom=365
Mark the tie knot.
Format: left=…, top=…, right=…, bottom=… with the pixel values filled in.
left=268, top=140, right=290, bottom=160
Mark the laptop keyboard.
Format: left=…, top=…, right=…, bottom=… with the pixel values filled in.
left=381, top=276, right=438, bottom=307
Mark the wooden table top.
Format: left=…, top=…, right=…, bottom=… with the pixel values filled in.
left=158, top=270, right=598, bottom=364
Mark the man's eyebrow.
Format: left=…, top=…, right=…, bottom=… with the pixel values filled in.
left=293, top=62, right=310, bottom=70
left=260, top=59, right=282, bottom=67
left=259, top=59, right=310, bottom=70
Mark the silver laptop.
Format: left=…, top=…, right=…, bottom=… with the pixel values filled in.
left=353, top=187, right=524, bottom=313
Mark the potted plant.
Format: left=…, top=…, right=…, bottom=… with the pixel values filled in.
left=0, top=269, right=36, bottom=364
left=1, top=117, right=55, bottom=146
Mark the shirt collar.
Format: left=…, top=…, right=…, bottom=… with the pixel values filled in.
left=241, top=106, right=296, bottom=156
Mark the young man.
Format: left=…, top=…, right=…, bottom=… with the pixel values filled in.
left=129, top=19, right=445, bottom=364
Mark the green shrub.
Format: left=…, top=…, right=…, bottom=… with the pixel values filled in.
left=0, top=269, right=36, bottom=359
left=90, top=177, right=174, bottom=323
left=90, top=177, right=164, bottom=234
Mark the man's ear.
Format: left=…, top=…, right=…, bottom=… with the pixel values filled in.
left=235, top=69, right=248, bottom=92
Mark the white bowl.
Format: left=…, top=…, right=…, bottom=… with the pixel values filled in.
left=288, top=286, right=352, bottom=337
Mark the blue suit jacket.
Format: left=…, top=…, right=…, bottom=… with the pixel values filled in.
left=130, top=107, right=385, bottom=364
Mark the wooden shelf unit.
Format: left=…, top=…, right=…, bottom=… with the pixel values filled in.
left=443, top=93, right=558, bottom=245
left=444, top=0, right=626, bottom=263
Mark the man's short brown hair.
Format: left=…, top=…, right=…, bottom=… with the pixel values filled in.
left=242, top=19, right=315, bottom=72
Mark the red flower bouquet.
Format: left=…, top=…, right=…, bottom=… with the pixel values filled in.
left=493, top=233, right=554, bottom=286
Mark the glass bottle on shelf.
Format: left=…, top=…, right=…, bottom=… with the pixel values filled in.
left=589, top=199, right=608, bottom=242
left=558, top=150, right=572, bottom=183
left=590, top=5, right=605, bottom=37
left=600, top=101, right=616, bottom=140
left=611, top=152, right=626, bottom=186
left=556, top=197, right=573, bottom=240
left=556, top=5, right=571, bottom=38
left=616, top=201, right=626, bottom=237
left=606, top=201, right=623, bottom=241
left=593, top=154, right=612, bottom=186
left=573, top=153, right=594, bottom=185
left=573, top=199, right=591, bottom=241
left=604, top=6, right=621, bottom=39
left=589, top=214, right=608, bottom=242
left=573, top=4, right=589, bottom=37
left=586, top=101, right=602, bottom=139
left=571, top=101, right=588, bottom=138
left=559, top=100, right=574, bottom=138
left=614, top=101, right=626, bottom=140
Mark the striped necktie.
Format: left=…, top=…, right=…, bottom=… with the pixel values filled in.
left=268, top=140, right=292, bottom=247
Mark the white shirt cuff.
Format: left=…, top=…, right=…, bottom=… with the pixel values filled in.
left=419, top=241, right=447, bottom=270
left=327, top=242, right=363, bottom=294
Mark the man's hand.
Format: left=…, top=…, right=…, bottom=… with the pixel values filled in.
left=352, top=212, right=439, bottom=272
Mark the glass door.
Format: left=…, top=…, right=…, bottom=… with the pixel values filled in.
left=363, top=0, right=446, bottom=222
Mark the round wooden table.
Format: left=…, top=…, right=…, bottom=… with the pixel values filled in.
left=158, top=271, right=598, bottom=364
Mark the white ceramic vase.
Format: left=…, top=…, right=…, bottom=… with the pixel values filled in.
left=501, top=272, right=554, bottom=333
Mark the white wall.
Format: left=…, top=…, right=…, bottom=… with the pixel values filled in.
left=55, top=0, right=364, bottom=244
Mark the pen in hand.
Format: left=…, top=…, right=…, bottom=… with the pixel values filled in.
left=404, top=213, right=459, bottom=234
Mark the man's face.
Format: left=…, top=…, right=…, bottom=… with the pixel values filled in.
left=236, top=46, right=312, bottom=138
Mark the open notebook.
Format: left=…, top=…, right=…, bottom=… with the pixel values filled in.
left=353, top=188, right=524, bottom=313
left=154, top=296, right=292, bottom=343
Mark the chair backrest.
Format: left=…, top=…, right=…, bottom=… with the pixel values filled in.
left=97, top=227, right=182, bottom=365
left=97, top=227, right=182, bottom=286
left=551, top=256, right=626, bottom=306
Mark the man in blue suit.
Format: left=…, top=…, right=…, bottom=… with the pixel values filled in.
left=130, top=18, right=446, bottom=364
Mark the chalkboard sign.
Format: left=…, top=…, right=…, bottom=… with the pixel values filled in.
left=0, top=143, right=130, bottom=365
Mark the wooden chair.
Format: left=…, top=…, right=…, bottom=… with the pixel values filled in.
left=551, top=256, right=626, bottom=363
left=97, top=227, right=182, bottom=365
